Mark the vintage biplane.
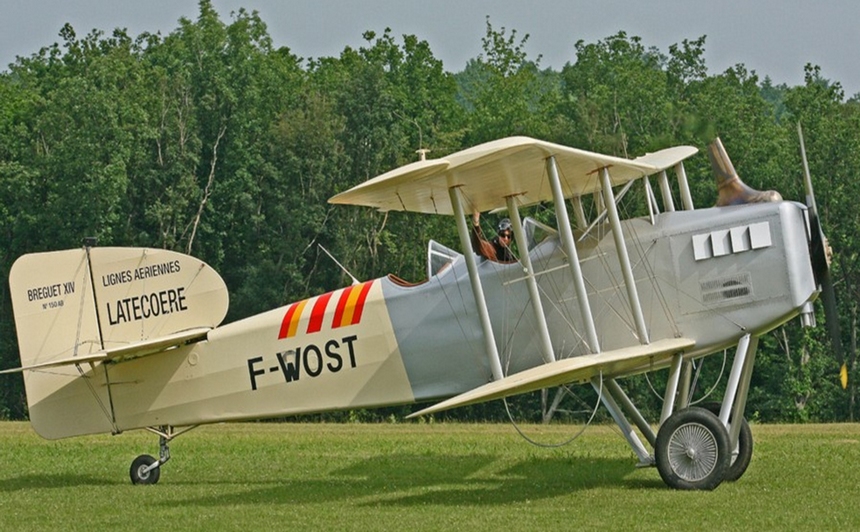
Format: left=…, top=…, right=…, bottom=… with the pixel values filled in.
left=3, top=131, right=839, bottom=490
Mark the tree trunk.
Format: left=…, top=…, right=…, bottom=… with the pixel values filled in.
left=186, top=124, right=227, bottom=254
left=542, top=387, right=566, bottom=424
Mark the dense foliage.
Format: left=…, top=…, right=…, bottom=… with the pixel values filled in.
left=2, top=2, right=859, bottom=422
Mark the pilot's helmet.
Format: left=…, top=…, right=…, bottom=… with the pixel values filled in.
left=497, top=218, right=512, bottom=234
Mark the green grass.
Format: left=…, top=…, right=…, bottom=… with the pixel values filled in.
left=1, top=421, right=859, bottom=530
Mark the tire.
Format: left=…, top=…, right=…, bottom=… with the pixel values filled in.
left=701, top=402, right=753, bottom=482
left=655, top=407, right=730, bottom=490
left=130, top=454, right=161, bottom=485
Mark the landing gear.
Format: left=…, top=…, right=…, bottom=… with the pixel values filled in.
left=129, top=425, right=196, bottom=485
left=655, top=407, right=731, bottom=490
left=725, top=416, right=753, bottom=482
left=702, top=401, right=753, bottom=481
left=130, top=454, right=161, bottom=485
left=650, top=334, right=758, bottom=489
left=129, top=430, right=170, bottom=485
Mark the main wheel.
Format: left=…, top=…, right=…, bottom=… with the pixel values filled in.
left=701, top=402, right=753, bottom=481
left=655, top=407, right=730, bottom=490
left=130, top=454, right=161, bottom=485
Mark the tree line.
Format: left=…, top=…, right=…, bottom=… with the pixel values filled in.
left=1, top=1, right=859, bottom=422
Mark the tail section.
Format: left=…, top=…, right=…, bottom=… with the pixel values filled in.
left=8, top=245, right=228, bottom=439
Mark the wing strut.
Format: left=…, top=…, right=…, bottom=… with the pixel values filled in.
left=600, top=167, right=650, bottom=344
left=676, top=162, right=695, bottom=210
left=593, top=377, right=651, bottom=463
left=547, top=156, right=601, bottom=354
left=644, top=176, right=658, bottom=224
left=507, top=197, right=555, bottom=363
left=658, top=170, right=676, bottom=212
left=449, top=185, right=504, bottom=381
left=571, top=195, right=588, bottom=229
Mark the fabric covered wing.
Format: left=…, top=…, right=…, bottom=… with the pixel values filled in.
left=329, top=136, right=697, bottom=215
left=407, top=337, right=695, bottom=418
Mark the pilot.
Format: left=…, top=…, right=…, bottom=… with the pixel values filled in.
left=471, top=212, right=516, bottom=263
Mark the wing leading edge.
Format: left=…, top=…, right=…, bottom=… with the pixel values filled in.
left=406, top=337, right=696, bottom=418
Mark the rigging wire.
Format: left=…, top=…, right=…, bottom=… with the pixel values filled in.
left=642, top=349, right=728, bottom=404
left=503, top=371, right=605, bottom=449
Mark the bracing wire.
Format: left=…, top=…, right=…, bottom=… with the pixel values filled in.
left=642, top=349, right=728, bottom=404
left=503, top=371, right=604, bottom=449
left=688, top=350, right=729, bottom=406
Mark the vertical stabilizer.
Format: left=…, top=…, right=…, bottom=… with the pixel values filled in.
left=8, top=246, right=229, bottom=439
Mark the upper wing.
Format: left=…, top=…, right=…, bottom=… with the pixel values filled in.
left=329, top=136, right=697, bottom=215
left=632, top=145, right=699, bottom=169
left=407, top=337, right=695, bottom=418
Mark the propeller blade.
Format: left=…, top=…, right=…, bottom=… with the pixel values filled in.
left=821, top=268, right=848, bottom=389
left=798, top=123, right=847, bottom=388
left=798, top=123, right=818, bottom=216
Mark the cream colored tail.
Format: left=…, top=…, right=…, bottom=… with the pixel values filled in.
left=7, top=246, right=229, bottom=439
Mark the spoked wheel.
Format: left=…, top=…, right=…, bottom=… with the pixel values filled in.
left=701, top=402, right=753, bottom=481
left=656, top=407, right=730, bottom=490
left=130, top=454, right=161, bottom=485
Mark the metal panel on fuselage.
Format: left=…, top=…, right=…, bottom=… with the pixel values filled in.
left=666, top=201, right=815, bottom=354
left=382, top=258, right=536, bottom=401
left=387, top=201, right=816, bottom=400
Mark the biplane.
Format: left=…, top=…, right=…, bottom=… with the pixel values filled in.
left=3, top=131, right=838, bottom=490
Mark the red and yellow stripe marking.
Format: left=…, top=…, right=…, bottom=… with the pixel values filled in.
left=307, top=291, right=334, bottom=334
left=278, top=281, right=374, bottom=339
left=332, top=281, right=373, bottom=329
left=278, top=299, right=309, bottom=339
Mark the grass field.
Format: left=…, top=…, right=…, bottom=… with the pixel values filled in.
left=1, top=421, right=858, bottom=530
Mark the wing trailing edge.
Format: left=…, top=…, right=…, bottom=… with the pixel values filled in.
left=407, top=337, right=696, bottom=418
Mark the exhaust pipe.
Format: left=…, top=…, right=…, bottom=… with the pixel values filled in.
left=708, top=138, right=782, bottom=206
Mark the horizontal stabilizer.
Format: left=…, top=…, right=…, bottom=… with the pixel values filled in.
left=99, top=326, right=210, bottom=361
left=0, top=353, right=107, bottom=375
left=0, top=327, right=210, bottom=375
left=407, top=337, right=695, bottom=418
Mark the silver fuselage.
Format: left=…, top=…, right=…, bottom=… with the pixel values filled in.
left=384, top=201, right=816, bottom=401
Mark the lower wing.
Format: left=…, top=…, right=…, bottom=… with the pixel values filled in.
left=407, top=337, right=695, bottom=418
